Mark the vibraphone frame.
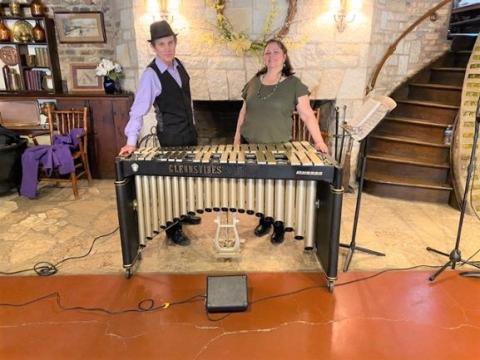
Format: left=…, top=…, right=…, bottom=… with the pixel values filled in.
left=115, top=143, right=343, bottom=291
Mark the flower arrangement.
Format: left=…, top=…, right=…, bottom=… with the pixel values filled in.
left=206, top=0, right=298, bottom=56
left=95, top=58, right=123, bottom=81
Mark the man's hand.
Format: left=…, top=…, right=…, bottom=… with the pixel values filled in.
left=314, top=141, right=329, bottom=154
left=119, top=145, right=136, bottom=156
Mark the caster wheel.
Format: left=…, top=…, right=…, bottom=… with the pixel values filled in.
left=124, top=268, right=133, bottom=279
left=327, top=281, right=334, bottom=293
left=137, top=251, right=142, bottom=261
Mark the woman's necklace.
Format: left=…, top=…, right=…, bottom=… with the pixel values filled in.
left=256, top=73, right=282, bottom=100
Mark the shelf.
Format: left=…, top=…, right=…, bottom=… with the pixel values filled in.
left=1, top=16, right=46, bottom=20
left=22, top=66, right=50, bottom=70
left=0, top=16, right=60, bottom=95
left=0, top=3, right=35, bottom=7
left=0, top=42, right=47, bottom=45
left=0, top=90, right=55, bottom=95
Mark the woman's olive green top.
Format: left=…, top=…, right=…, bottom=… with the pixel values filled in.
left=240, top=75, right=309, bottom=144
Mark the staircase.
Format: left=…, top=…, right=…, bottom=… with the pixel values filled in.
left=364, top=39, right=475, bottom=203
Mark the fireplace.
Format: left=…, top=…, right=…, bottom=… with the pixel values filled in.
left=193, top=100, right=336, bottom=145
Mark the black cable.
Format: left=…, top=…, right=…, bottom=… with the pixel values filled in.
left=0, top=262, right=478, bottom=320
left=205, top=264, right=447, bottom=321
left=0, top=227, right=119, bottom=276
left=0, top=291, right=206, bottom=315
left=0, top=218, right=185, bottom=277
left=335, top=264, right=441, bottom=287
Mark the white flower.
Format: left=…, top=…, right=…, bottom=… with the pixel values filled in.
left=95, top=63, right=107, bottom=76
left=103, top=59, right=115, bottom=71
left=96, top=58, right=123, bottom=79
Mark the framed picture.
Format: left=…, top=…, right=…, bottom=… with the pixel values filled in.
left=69, top=63, right=103, bottom=93
left=54, top=11, right=106, bottom=43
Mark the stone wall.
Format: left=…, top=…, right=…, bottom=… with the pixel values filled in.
left=40, top=1, right=454, bottom=113
left=367, top=0, right=452, bottom=96
left=128, top=0, right=377, bottom=145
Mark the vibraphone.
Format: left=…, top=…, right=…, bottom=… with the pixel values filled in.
left=115, top=141, right=343, bottom=290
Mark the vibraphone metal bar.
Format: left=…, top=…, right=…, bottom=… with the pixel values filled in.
left=115, top=141, right=343, bottom=291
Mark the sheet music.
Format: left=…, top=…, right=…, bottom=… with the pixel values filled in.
left=345, top=95, right=397, bottom=141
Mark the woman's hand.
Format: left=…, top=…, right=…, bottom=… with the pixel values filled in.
left=119, top=144, right=136, bottom=156
left=233, top=132, right=241, bottom=145
left=314, top=140, right=329, bottom=154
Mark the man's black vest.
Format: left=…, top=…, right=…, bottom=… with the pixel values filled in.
left=149, top=58, right=197, bottom=147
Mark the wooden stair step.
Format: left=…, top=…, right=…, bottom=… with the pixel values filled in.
left=368, top=135, right=450, bottom=164
left=443, top=51, right=472, bottom=67
left=448, top=33, right=479, bottom=37
left=430, top=67, right=467, bottom=72
left=409, top=83, right=462, bottom=91
left=374, top=121, right=446, bottom=144
left=407, top=83, right=462, bottom=106
left=451, top=3, right=480, bottom=14
left=370, top=134, right=450, bottom=148
left=429, top=67, right=466, bottom=86
left=395, top=99, right=460, bottom=110
left=364, top=175, right=452, bottom=191
left=366, top=154, right=449, bottom=169
left=451, top=15, right=480, bottom=27
left=383, top=116, right=450, bottom=128
left=363, top=179, right=453, bottom=203
left=390, top=100, right=458, bottom=124
left=366, top=156, right=450, bottom=184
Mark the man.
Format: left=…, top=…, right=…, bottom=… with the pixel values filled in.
left=119, top=20, right=199, bottom=246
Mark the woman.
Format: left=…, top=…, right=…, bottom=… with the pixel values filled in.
left=233, top=39, right=328, bottom=245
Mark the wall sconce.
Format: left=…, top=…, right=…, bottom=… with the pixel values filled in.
left=159, top=0, right=172, bottom=22
left=146, top=0, right=181, bottom=23
left=332, top=0, right=361, bottom=32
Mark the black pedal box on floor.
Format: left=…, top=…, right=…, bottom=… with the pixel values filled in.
left=206, top=275, right=248, bottom=313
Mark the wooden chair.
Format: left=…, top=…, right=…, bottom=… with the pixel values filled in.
left=33, top=107, right=92, bottom=199
left=291, top=108, right=329, bottom=145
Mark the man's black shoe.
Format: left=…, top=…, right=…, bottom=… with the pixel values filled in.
left=271, top=221, right=285, bottom=245
left=254, top=216, right=272, bottom=237
left=166, top=223, right=191, bottom=246
left=171, top=228, right=191, bottom=246
left=182, top=213, right=201, bottom=225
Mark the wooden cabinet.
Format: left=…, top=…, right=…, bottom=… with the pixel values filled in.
left=0, top=94, right=133, bottom=179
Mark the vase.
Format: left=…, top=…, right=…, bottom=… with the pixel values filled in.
left=9, top=1, right=21, bottom=17
left=0, top=20, right=11, bottom=42
left=32, top=20, right=46, bottom=42
left=30, top=0, right=45, bottom=17
left=103, top=77, right=115, bottom=94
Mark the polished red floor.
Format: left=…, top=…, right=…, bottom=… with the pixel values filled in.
left=1, top=271, right=479, bottom=359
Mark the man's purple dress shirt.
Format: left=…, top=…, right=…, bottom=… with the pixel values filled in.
left=124, top=57, right=183, bottom=146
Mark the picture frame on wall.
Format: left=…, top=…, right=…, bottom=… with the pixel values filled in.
left=69, top=63, right=103, bottom=93
left=54, top=11, right=106, bottom=43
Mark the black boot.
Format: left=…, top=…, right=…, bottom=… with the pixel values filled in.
left=254, top=216, right=272, bottom=237
left=182, top=213, right=201, bottom=225
left=166, top=223, right=191, bottom=246
left=271, top=221, right=285, bottom=245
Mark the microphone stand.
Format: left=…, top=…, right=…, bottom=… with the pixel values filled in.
left=339, top=135, right=385, bottom=272
left=427, top=101, right=480, bottom=281
left=334, top=106, right=340, bottom=161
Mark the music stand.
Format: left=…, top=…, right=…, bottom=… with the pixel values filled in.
left=339, top=95, right=397, bottom=272
left=427, top=100, right=480, bottom=281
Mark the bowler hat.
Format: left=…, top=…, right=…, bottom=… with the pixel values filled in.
left=149, top=20, right=176, bottom=42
